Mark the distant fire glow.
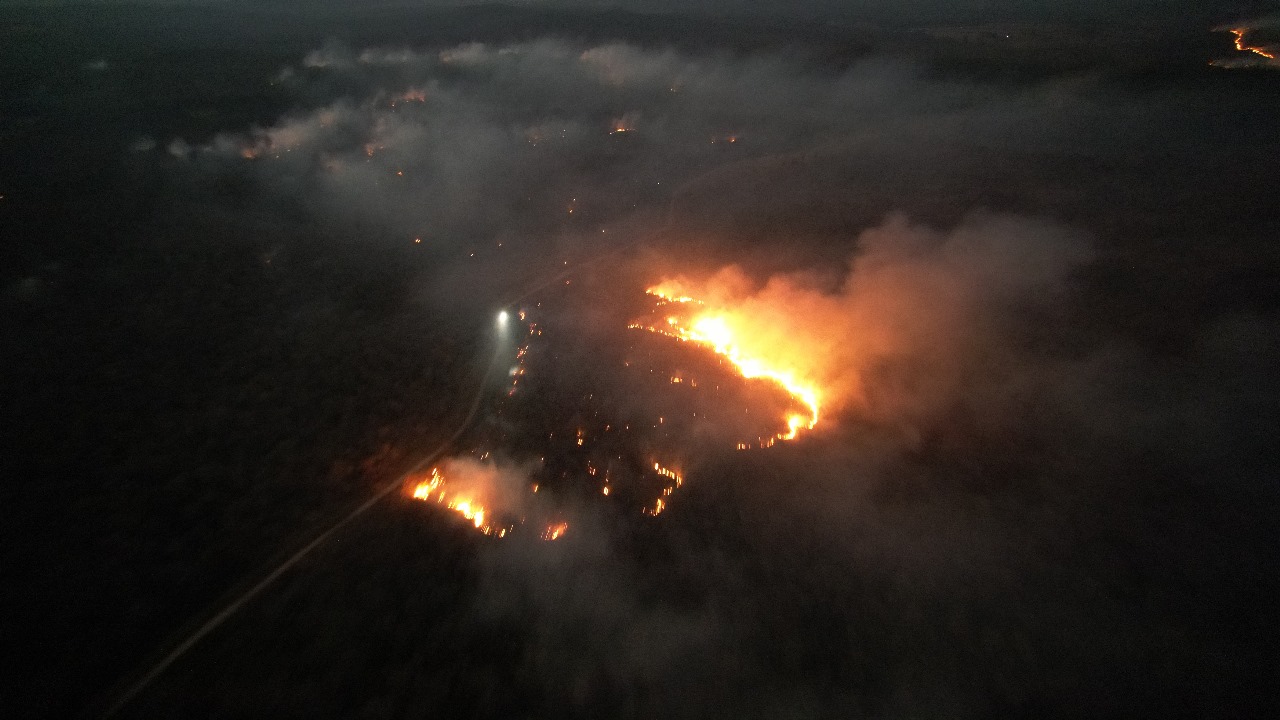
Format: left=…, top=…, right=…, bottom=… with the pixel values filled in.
left=630, top=287, right=822, bottom=445
left=1228, top=27, right=1277, bottom=59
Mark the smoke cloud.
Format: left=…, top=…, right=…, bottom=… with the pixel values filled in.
left=645, top=213, right=1092, bottom=421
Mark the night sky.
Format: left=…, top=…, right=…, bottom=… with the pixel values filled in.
left=2, top=2, right=1278, bottom=717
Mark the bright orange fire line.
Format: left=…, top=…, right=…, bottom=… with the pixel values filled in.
left=648, top=289, right=700, bottom=304
left=411, top=468, right=506, bottom=536
left=409, top=467, right=567, bottom=540
left=1230, top=28, right=1277, bottom=59
left=631, top=290, right=821, bottom=442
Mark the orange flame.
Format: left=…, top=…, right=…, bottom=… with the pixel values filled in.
left=648, top=460, right=685, bottom=512
left=409, top=465, right=571, bottom=541
left=631, top=288, right=821, bottom=443
left=410, top=467, right=507, bottom=536
left=1229, top=27, right=1277, bottom=59
left=653, top=461, right=683, bottom=486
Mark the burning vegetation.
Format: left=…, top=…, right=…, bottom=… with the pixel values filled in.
left=1227, top=27, right=1277, bottom=60
left=629, top=287, right=821, bottom=447
left=405, top=211, right=1094, bottom=539
left=408, top=456, right=565, bottom=540
left=406, top=272, right=834, bottom=537
left=1211, top=23, right=1280, bottom=67
left=410, top=466, right=509, bottom=537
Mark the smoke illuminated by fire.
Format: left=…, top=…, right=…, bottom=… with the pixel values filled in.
left=407, top=215, right=1086, bottom=536
left=630, top=287, right=822, bottom=446
left=408, top=458, right=565, bottom=540
left=631, top=215, right=1092, bottom=444
left=411, top=467, right=509, bottom=536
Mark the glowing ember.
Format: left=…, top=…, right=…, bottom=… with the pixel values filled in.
left=609, top=113, right=638, bottom=134
left=648, top=460, right=685, bottom=512
left=653, top=462, right=683, bottom=486
left=542, top=522, right=569, bottom=541
left=630, top=289, right=821, bottom=444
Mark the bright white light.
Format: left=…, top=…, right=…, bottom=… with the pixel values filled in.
left=497, top=310, right=509, bottom=325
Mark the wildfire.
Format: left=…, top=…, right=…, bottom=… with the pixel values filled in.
left=629, top=288, right=821, bottom=444
left=653, top=462, right=683, bottom=486
left=408, top=464, right=567, bottom=540
left=650, top=461, right=684, bottom=512
left=1228, top=27, right=1277, bottom=59
left=609, top=113, right=639, bottom=135
left=411, top=467, right=509, bottom=536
